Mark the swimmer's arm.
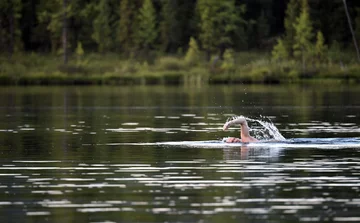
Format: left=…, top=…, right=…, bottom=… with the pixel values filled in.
left=223, top=116, right=246, bottom=130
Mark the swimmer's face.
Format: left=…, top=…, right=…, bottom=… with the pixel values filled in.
left=225, top=137, right=241, bottom=143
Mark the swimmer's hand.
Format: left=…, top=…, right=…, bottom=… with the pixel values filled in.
left=223, top=116, right=246, bottom=130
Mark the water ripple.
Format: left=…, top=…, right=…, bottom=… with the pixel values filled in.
left=0, top=155, right=359, bottom=221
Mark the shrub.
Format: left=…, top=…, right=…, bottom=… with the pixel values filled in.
left=184, top=37, right=200, bottom=66
left=272, top=38, right=288, bottom=62
left=221, top=49, right=235, bottom=72
left=119, top=61, right=139, bottom=75
left=155, top=56, right=186, bottom=71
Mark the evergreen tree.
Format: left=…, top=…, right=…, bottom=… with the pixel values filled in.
left=221, top=48, right=235, bottom=72
left=76, top=41, right=84, bottom=58
left=3, top=0, right=360, bottom=61
left=284, top=0, right=300, bottom=57
left=135, top=0, right=158, bottom=50
left=214, top=0, right=241, bottom=56
left=117, top=0, right=137, bottom=53
left=197, top=0, right=243, bottom=60
left=198, top=3, right=215, bottom=60
left=272, top=38, right=288, bottom=61
left=92, top=0, right=113, bottom=53
left=314, top=31, right=327, bottom=62
left=72, top=0, right=98, bottom=52
left=293, top=0, right=313, bottom=69
left=184, top=37, right=200, bottom=66
left=75, top=41, right=84, bottom=65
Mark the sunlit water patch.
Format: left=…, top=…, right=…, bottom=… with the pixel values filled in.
left=99, top=137, right=360, bottom=150
left=1, top=157, right=360, bottom=222
left=286, top=121, right=360, bottom=135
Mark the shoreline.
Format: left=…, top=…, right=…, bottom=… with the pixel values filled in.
left=2, top=53, right=360, bottom=86
left=0, top=74, right=358, bottom=86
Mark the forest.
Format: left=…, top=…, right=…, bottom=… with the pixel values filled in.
left=1, top=0, right=360, bottom=85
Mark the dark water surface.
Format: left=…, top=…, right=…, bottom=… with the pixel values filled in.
left=0, top=84, right=360, bottom=222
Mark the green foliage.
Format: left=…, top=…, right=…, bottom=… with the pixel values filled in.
left=293, top=0, right=313, bottom=64
left=197, top=0, right=244, bottom=57
left=37, top=0, right=73, bottom=54
left=328, top=41, right=345, bottom=63
left=315, top=31, right=327, bottom=62
left=284, top=0, right=300, bottom=57
left=3, top=0, right=360, bottom=86
left=272, top=38, right=288, bottom=61
left=221, top=49, right=235, bottom=72
left=2, top=51, right=360, bottom=86
left=75, top=41, right=85, bottom=65
left=117, top=0, right=136, bottom=53
left=197, top=0, right=214, bottom=52
left=155, top=57, right=186, bottom=71
left=2, top=0, right=360, bottom=59
left=215, top=1, right=242, bottom=48
left=184, top=37, right=200, bottom=66
left=92, top=0, right=113, bottom=53
left=76, top=41, right=84, bottom=57
left=135, top=0, right=158, bottom=50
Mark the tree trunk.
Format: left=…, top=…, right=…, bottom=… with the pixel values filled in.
left=343, top=0, right=360, bottom=63
left=62, top=0, right=68, bottom=65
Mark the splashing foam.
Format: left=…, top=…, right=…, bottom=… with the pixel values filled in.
left=229, top=116, right=286, bottom=141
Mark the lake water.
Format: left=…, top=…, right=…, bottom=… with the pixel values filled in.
left=0, top=84, right=360, bottom=222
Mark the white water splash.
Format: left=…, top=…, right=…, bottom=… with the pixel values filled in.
left=229, top=116, right=286, bottom=141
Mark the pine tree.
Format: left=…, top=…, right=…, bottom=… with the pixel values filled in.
left=272, top=38, right=288, bottom=61
left=92, top=0, right=113, bottom=53
left=198, top=4, right=215, bottom=60
left=197, top=0, right=243, bottom=60
left=76, top=41, right=84, bottom=59
left=284, top=0, right=300, bottom=57
left=315, top=31, right=327, bottom=62
left=117, top=0, right=136, bottom=53
left=184, top=37, right=200, bottom=66
left=135, top=0, right=158, bottom=50
left=293, top=0, right=313, bottom=69
left=215, top=0, right=241, bottom=55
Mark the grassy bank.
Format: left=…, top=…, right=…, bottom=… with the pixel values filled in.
left=1, top=52, right=360, bottom=85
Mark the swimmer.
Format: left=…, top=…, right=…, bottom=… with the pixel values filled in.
left=223, top=116, right=258, bottom=143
